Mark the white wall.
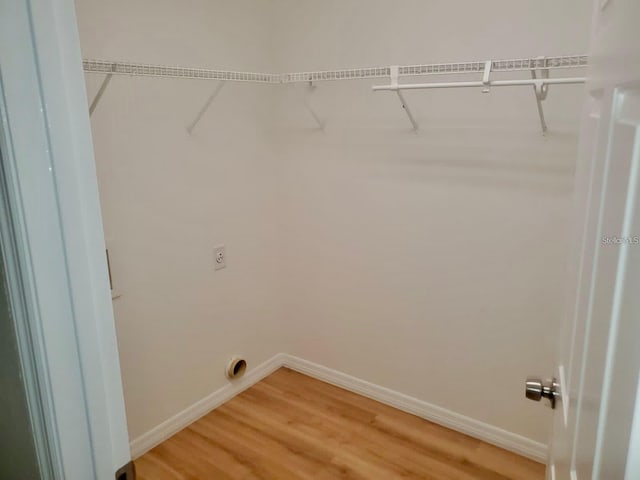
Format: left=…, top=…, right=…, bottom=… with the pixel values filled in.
left=269, top=0, right=591, bottom=444
left=76, top=0, right=592, bottom=451
left=75, top=0, right=284, bottom=441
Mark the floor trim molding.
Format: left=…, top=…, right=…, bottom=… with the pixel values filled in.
left=130, top=352, right=547, bottom=463
left=280, top=354, right=547, bottom=463
left=129, top=353, right=286, bottom=459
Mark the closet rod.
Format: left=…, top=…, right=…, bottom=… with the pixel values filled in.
left=372, top=76, right=586, bottom=91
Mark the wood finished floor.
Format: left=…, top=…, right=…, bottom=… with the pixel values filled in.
left=135, top=368, right=544, bottom=480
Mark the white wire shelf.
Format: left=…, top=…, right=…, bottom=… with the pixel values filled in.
left=83, top=55, right=588, bottom=84
left=82, top=59, right=280, bottom=83
left=281, top=67, right=392, bottom=83
left=281, top=55, right=588, bottom=83
left=398, top=55, right=588, bottom=77
left=84, top=54, right=589, bottom=133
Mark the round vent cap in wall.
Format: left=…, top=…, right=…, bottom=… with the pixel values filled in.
left=226, top=357, right=247, bottom=380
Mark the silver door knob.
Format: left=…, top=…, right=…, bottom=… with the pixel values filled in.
left=525, top=377, right=560, bottom=409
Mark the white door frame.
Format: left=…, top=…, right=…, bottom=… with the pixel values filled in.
left=0, top=0, right=130, bottom=478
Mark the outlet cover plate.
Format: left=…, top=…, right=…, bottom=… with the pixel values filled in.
left=214, top=245, right=226, bottom=270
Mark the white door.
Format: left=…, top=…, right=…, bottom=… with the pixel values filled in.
left=535, top=0, right=640, bottom=478
left=0, top=0, right=131, bottom=478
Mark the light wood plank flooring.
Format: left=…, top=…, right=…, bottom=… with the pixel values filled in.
left=135, top=368, right=544, bottom=479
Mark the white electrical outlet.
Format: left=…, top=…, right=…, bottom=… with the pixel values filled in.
left=214, top=245, right=226, bottom=270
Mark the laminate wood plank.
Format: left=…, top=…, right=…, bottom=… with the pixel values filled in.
left=136, top=368, right=545, bottom=480
left=227, top=387, right=478, bottom=479
left=254, top=372, right=484, bottom=463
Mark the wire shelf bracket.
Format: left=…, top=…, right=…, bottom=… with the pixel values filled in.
left=89, top=66, right=115, bottom=116
left=390, top=66, right=419, bottom=132
left=187, top=81, right=226, bottom=134
left=481, top=60, right=492, bottom=93
left=295, top=82, right=325, bottom=131
left=531, top=57, right=551, bottom=134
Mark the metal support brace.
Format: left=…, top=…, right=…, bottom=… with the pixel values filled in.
left=89, top=69, right=114, bottom=116
left=531, top=57, right=550, bottom=134
left=297, top=82, right=325, bottom=130
left=390, top=66, right=418, bottom=131
left=187, top=81, right=226, bottom=134
left=482, top=60, right=492, bottom=93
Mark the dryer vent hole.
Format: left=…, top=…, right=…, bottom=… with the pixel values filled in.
left=233, top=360, right=246, bottom=376
left=227, top=358, right=247, bottom=379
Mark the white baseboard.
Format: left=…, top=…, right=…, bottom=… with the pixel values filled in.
left=280, top=354, right=547, bottom=463
left=129, top=353, right=286, bottom=459
left=130, top=352, right=547, bottom=463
